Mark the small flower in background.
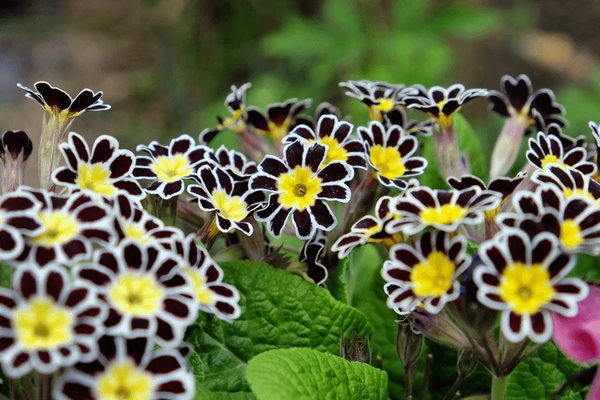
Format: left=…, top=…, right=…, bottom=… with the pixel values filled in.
left=332, top=194, right=404, bottom=259
left=0, top=189, right=42, bottom=260
left=18, top=81, right=111, bottom=189
left=299, top=231, right=328, bottom=285
left=251, top=140, right=353, bottom=240
left=533, top=163, right=600, bottom=203
left=552, top=285, right=600, bottom=400
left=246, top=98, right=312, bottom=142
left=381, top=107, right=434, bottom=137
left=201, top=145, right=258, bottom=181
left=284, top=114, right=367, bottom=169
left=52, top=132, right=144, bottom=201
left=188, top=166, right=264, bottom=236
left=487, top=74, right=565, bottom=179
left=339, top=80, right=415, bottom=122
left=388, top=186, right=501, bottom=235
left=53, top=336, right=195, bottom=400
left=526, top=131, right=596, bottom=175
left=133, top=134, right=208, bottom=199
left=474, top=230, right=588, bottom=343
left=588, top=121, right=600, bottom=182
left=497, top=185, right=600, bottom=254
left=74, top=240, right=198, bottom=347
left=488, top=74, right=566, bottom=128
left=200, top=82, right=252, bottom=144
left=403, top=84, right=488, bottom=129
left=17, top=189, right=115, bottom=266
left=382, top=231, right=471, bottom=314
left=0, top=130, right=33, bottom=193
left=0, top=264, right=107, bottom=378
left=291, top=101, right=341, bottom=131
left=358, top=121, right=427, bottom=190
left=533, top=110, right=584, bottom=151
left=113, top=193, right=182, bottom=245
left=167, top=234, right=241, bottom=321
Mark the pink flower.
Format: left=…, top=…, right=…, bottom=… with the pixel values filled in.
left=553, top=286, right=600, bottom=399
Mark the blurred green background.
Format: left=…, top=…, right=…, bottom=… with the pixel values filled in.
left=2, top=0, right=600, bottom=179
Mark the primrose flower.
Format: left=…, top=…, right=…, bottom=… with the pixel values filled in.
left=497, top=185, right=600, bottom=254
left=284, top=114, right=367, bottom=169
left=74, top=240, right=198, bottom=347
left=201, top=145, right=258, bottom=181
left=300, top=232, right=328, bottom=285
left=167, top=234, right=241, bottom=321
left=533, top=163, right=600, bottom=204
left=53, top=336, right=195, bottom=400
left=358, top=121, right=427, bottom=190
left=0, top=130, right=33, bottom=193
left=52, top=132, right=144, bottom=201
left=388, top=186, right=501, bottom=235
left=250, top=140, right=353, bottom=240
left=382, top=107, right=434, bottom=137
left=0, top=264, right=107, bottom=378
left=200, top=82, right=252, bottom=144
left=534, top=110, right=584, bottom=151
left=246, top=98, right=312, bottom=142
left=17, top=189, right=115, bottom=267
left=526, top=132, right=596, bottom=175
left=382, top=231, right=471, bottom=314
left=292, top=102, right=342, bottom=131
left=18, top=81, right=111, bottom=189
left=339, top=80, right=414, bottom=122
left=403, top=84, right=487, bottom=129
left=132, top=134, right=209, bottom=200
left=0, top=189, right=42, bottom=260
left=474, top=230, right=588, bottom=343
left=332, top=194, right=404, bottom=259
left=589, top=121, right=600, bottom=182
left=188, top=166, right=264, bottom=236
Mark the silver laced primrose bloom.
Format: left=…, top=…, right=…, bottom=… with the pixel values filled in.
left=403, top=84, right=488, bottom=180
left=487, top=74, right=565, bottom=179
left=18, top=81, right=110, bottom=189
left=339, top=80, right=416, bottom=122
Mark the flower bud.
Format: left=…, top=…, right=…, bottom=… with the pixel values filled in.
left=340, top=332, right=371, bottom=365
left=396, top=320, right=423, bottom=370
left=409, top=308, right=471, bottom=351
left=0, top=130, right=32, bottom=193
left=457, top=350, right=478, bottom=377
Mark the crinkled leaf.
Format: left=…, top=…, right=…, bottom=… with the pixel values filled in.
left=571, top=254, right=600, bottom=281
left=506, top=342, right=590, bottom=399
left=185, top=260, right=370, bottom=399
left=247, top=348, right=388, bottom=400
left=189, top=351, right=205, bottom=385
left=326, top=254, right=349, bottom=303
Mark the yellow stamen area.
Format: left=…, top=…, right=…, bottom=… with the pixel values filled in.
left=320, top=136, right=348, bottom=165
left=122, top=222, right=153, bottom=245
left=96, top=361, right=153, bottom=400
left=267, top=120, right=290, bottom=142
left=560, top=219, right=583, bottom=249
left=277, top=166, right=322, bottom=210
left=499, top=263, right=555, bottom=315
left=369, top=145, right=406, bottom=180
left=211, top=190, right=248, bottom=222
left=436, top=112, right=456, bottom=130
left=14, top=297, right=73, bottom=350
left=219, top=109, right=245, bottom=134
left=109, top=274, right=164, bottom=316
left=420, top=204, right=467, bottom=226
left=563, top=188, right=596, bottom=202
left=32, top=211, right=79, bottom=246
left=76, top=163, right=117, bottom=196
left=150, top=155, right=193, bottom=183
left=376, top=98, right=395, bottom=112
left=540, top=154, right=565, bottom=170
left=185, top=268, right=215, bottom=306
left=410, top=251, right=456, bottom=297
left=380, top=232, right=404, bottom=248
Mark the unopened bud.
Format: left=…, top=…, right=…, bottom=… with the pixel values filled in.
left=340, top=332, right=371, bottom=365
left=0, top=130, right=32, bottom=193
left=409, top=308, right=471, bottom=350
left=396, top=321, right=423, bottom=370
left=457, top=350, right=478, bottom=377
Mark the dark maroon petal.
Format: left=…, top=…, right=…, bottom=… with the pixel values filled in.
left=45, top=269, right=65, bottom=302
left=108, top=154, right=133, bottom=179
left=250, top=175, right=277, bottom=191
left=0, top=194, right=37, bottom=212
left=0, top=229, right=19, bottom=253
left=319, top=184, right=349, bottom=201
left=284, top=141, right=304, bottom=169
left=70, top=133, right=90, bottom=163
left=69, top=89, right=102, bottom=114
left=163, top=298, right=191, bottom=319
left=246, top=108, right=270, bottom=131
left=508, top=312, right=522, bottom=335
left=259, top=156, right=288, bottom=177
left=18, top=269, right=37, bottom=299
left=293, top=209, right=313, bottom=239
left=80, top=228, right=112, bottom=243
left=123, top=243, right=143, bottom=268
left=65, top=287, right=89, bottom=308
left=61, top=382, right=93, bottom=399
left=507, top=234, right=527, bottom=263
left=78, top=267, right=112, bottom=287
left=386, top=268, right=410, bottom=282
left=62, top=239, right=88, bottom=260
left=90, top=136, right=116, bottom=164
left=35, top=82, right=72, bottom=110
left=146, top=354, right=183, bottom=375
left=113, top=180, right=143, bottom=197
left=76, top=205, right=108, bottom=223
left=169, top=135, right=194, bottom=155
left=267, top=204, right=291, bottom=237
left=156, top=318, right=176, bottom=343
left=215, top=301, right=237, bottom=316
left=53, top=168, right=77, bottom=184
left=317, top=162, right=350, bottom=183
left=310, top=200, right=335, bottom=230
left=156, top=380, right=187, bottom=395
left=304, top=143, right=326, bottom=172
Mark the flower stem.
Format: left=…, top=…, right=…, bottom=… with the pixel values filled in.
left=491, top=375, right=508, bottom=400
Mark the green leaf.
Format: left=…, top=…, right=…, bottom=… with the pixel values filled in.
left=454, top=113, right=489, bottom=181
left=326, top=256, right=349, bottom=303
left=427, top=5, right=501, bottom=38
left=189, top=351, right=205, bottom=385
left=571, top=254, right=600, bottom=281
left=185, top=260, right=370, bottom=399
left=506, top=342, right=590, bottom=399
left=420, top=135, right=448, bottom=190
left=0, top=262, right=11, bottom=288
left=246, top=348, right=388, bottom=400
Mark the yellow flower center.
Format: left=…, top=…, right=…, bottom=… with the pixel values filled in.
left=540, top=154, right=565, bottom=170
left=320, top=136, right=348, bottom=165
left=211, top=190, right=248, bottom=222
left=410, top=251, right=456, bottom=297
left=277, top=166, right=322, bottom=210
left=14, top=297, right=73, bottom=350
left=109, top=274, right=164, bottom=316
left=267, top=120, right=290, bottom=142
left=75, top=163, right=117, bottom=196
left=185, top=268, right=215, bottom=305
left=150, top=155, right=193, bottom=183
left=96, top=361, right=153, bottom=400
left=32, top=211, right=79, bottom=246
left=560, top=220, right=583, bottom=249
left=499, top=262, right=555, bottom=315
left=420, top=204, right=467, bottom=226
left=122, top=221, right=153, bottom=245
left=369, top=145, right=406, bottom=179
left=376, top=98, right=395, bottom=112
left=563, top=188, right=596, bottom=202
